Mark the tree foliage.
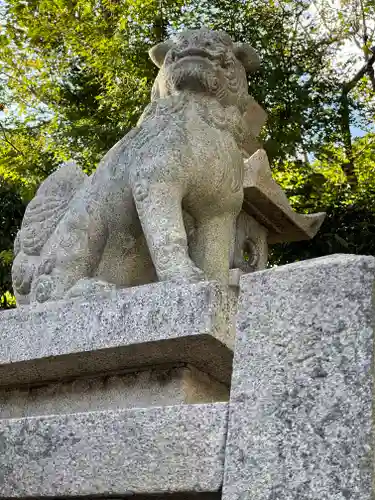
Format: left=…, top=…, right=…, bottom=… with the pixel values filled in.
left=0, top=177, right=25, bottom=308
left=0, top=0, right=375, bottom=307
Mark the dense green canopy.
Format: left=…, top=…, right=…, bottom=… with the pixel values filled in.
left=1, top=0, right=374, bottom=307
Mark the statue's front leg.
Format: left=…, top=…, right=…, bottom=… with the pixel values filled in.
left=190, top=213, right=237, bottom=285
left=132, top=181, right=204, bottom=282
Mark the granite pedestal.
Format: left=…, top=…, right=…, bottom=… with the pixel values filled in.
left=223, top=254, right=375, bottom=500
left=0, top=280, right=233, bottom=498
left=1, top=255, right=375, bottom=499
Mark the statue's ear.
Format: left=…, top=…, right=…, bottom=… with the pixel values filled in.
left=234, top=43, right=261, bottom=72
left=149, top=41, right=173, bottom=68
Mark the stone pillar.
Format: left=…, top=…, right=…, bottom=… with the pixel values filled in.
left=223, top=254, right=375, bottom=500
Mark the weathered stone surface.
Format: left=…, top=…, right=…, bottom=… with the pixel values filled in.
left=0, top=403, right=228, bottom=498
left=132, top=495, right=221, bottom=500
left=0, top=364, right=229, bottom=419
left=0, top=281, right=233, bottom=387
left=12, top=28, right=265, bottom=305
left=12, top=27, right=326, bottom=305
left=223, top=254, right=375, bottom=500
left=242, top=149, right=325, bottom=243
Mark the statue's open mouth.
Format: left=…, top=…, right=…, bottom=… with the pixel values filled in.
left=172, top=48, right=222, bottom=66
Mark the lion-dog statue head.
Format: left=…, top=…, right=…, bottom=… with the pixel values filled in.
left=149, top=28, right=260, bottom=113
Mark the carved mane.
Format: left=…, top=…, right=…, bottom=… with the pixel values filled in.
left=136, top=92, right=263, bottom=159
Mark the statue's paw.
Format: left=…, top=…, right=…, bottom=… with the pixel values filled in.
left=65, top=278, right=117, bottom=299
left=31, top=274, right=67, bottom=304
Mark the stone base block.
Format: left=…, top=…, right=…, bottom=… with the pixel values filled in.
left=0, top=364, right=229, bottom=419
left=223, top=254, right=375, bottom=500
left=0, top=280, right=234, bottom=387
left=0, top=403, right=228, bottom=498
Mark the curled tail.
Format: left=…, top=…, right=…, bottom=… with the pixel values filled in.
left=12, top=162, right=87, bottom=304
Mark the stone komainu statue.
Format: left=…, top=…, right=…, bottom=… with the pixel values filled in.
left=15, top=28, right=318, bottom=305
left=13, top=28, right=263, bottom=305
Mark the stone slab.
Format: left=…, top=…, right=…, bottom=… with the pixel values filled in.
left=0, top=364, right=229, bottom=419
left=223, top=254, right=375, bottom=500
left=242, top=149, right=325, bottom=243
left=0, top=402, right=228, bottom=498
left=0, top=280, right=233, bottom=387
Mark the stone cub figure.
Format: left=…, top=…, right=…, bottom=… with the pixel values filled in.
left=12, top=28, right=261, bottom=304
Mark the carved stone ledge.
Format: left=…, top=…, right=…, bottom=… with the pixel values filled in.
left=242, top=149, right=326, bottom=244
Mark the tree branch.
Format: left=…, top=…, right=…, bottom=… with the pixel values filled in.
left=359, top=0, right=369, bottom=55
left=338, top=38, right=375, bottom=187
left=0, top=122, right=24, bottom=156
left=343, top=49, right=375, bottom=93
left=338, top=90, right=356, bottom=184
